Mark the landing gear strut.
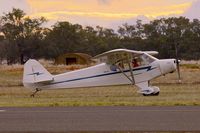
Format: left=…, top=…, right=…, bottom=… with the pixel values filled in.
left=30, top=88, right=41, bottom=97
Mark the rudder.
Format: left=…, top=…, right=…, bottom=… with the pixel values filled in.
left=23, top=59, right=53, bottom=89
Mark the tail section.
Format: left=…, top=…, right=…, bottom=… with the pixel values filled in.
left=23, top=59, right=54, bottom=89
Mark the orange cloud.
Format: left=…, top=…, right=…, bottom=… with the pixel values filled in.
left=29, top=11, right=139, bottom=20
left=26, top=0, right=194, bottom=28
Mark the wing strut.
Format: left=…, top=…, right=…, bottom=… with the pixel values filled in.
left=127, top=59, right=135, bottom=85
left=116, top=65, right=133, bottom=83
left=115, top=58, right=135, bottom=85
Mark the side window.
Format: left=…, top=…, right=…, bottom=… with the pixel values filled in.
left=131, top=54, right=155, bottom=67
left=140, top=54, right=155, bottom=65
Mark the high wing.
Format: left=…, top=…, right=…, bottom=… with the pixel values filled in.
left=143, top=51, right=159, bottom=56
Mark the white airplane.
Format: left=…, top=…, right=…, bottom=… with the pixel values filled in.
left=23, top=49, right=178, bottom=97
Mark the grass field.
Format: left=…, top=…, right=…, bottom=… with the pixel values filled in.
left=0, top=63, right=200, bottom=107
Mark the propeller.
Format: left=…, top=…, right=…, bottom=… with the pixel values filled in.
left=175, top=43, right=181, bottom=83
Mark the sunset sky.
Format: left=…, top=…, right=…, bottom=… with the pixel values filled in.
left=0, top=0, right=199, bottom=29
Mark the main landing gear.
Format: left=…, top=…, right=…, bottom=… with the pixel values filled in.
left=30, top=88, right=41, bottom=97
left=143, top=91, right=160, bottom=96
left=140, top=86, right=160, bottom=96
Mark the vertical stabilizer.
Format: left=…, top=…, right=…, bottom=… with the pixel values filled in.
left=23, top=59, right=53, bottom=89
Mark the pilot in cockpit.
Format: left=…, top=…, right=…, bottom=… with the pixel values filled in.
left=132, top=58, right=139, bottom=67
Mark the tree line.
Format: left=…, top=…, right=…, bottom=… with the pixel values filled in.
left=0, top=8, right=200, bottom=64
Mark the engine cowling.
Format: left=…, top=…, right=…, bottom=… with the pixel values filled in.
left=158, top=59, right=177, bottom=75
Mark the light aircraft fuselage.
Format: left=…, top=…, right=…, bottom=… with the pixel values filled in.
left=23, top=49, right=177, bottom=96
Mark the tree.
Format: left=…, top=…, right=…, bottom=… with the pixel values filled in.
left=117, top=20, right=144, bottom=50
left=0, top=8, right=47, bottom=64
left=1, top=8, right=200, bottom=62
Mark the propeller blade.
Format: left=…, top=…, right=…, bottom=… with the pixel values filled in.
left=176, top=59, right=181, bottom=83
left=175, top=43, right=181, bottom=83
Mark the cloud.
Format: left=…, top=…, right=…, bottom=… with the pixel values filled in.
left=0, top=0, right=196, bottom=29
left=183, top=0, right=200, bottom=19
left=0, top=0, right=30, bottom=15
left=98, top=0, right=111, bottom=5
left=110, top=15, right=150, bottom=30
left=26, top=0, right=193, bottom=29
left=27, top=0, right=192, bottom=16
left=29, top=11, right=140, bottom=20
left=28, top=1, right=192, bottom=20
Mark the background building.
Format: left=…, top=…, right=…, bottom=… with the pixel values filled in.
left=55, top=53, right=92, bottom=65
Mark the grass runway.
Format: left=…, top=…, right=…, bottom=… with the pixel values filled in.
left=0, top=63, right=199, bottom=107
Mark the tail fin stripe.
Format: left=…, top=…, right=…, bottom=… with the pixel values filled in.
left=27, top=72, right=44, bottom=76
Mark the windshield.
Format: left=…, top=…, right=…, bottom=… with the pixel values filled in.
left=132, top=53, right=156, bottom=67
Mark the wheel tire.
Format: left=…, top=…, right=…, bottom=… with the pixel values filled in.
left=142, top=92, right=159, bottom=96
left=153, top=92, right=159, bottom=96
left=143, top=93, right=148, bottom=96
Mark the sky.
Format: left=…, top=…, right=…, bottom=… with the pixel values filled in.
left=0, top=0, right=200, bottom=29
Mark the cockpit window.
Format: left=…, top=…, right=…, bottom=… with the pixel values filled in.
left=139, top=53, right=155, bottom=65
left=131, top=53, right=155, bottom=67
left=111, top=53, right=156, bottom=70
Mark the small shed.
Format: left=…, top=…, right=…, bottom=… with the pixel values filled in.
left=55, top=53, right=92, bottom=65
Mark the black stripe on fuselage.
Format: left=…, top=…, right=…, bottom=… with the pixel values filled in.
left=49, top=66, right=157, bottom=85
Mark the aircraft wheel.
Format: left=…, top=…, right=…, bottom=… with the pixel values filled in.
left=153, top=91, right=159, bottom=96
left=142, top=92, right=159, bottom=96
left=143, top=93, right=148, bottom=96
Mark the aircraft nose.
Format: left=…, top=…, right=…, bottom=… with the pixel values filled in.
left=173, top=59, right=181, bottom=69
left=172, top=59, right=177, bottom=70
left=159, top=59, right=177, bottom=75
